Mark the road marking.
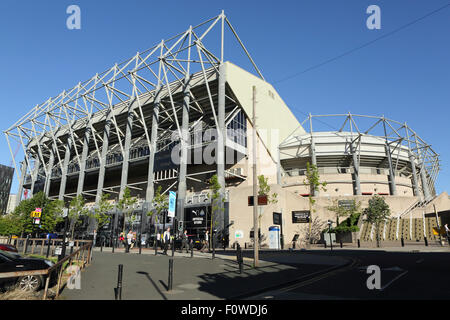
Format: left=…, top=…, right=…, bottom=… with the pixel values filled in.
left=379, top=270, right=408, bottom=291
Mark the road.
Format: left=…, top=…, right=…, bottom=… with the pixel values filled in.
left=244, top=249, right=450, bottom=300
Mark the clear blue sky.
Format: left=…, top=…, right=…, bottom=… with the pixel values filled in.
left=1, top=0, right=449, bottom=195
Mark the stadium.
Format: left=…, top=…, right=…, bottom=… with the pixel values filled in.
left=4, top=12, right=450, bottom=247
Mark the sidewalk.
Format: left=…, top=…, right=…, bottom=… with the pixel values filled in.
left=59, top=250, right=349, bottom=300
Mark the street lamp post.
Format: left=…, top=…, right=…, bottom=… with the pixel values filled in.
left=327, top=220, right=333, bottom=252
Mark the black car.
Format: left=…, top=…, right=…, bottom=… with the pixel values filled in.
left=0, top=250, right=56, bottom=292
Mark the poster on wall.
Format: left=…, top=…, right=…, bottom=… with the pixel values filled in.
left=235, top=230, right=244, bottom=239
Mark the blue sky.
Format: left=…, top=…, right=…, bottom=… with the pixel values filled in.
left=0, top=0, right=449, bottom=194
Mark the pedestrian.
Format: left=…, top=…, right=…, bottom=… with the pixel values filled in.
left=163, top=227, right=171, bottom=255
left=119, top=232, right=125, bottom=248
left=200, top=230, right=209, bottom=253
left=180, top=230, right=189, bottom=253
left=126, top=230, right=133, bottom=253
left=445, top=224, right=450, bottom=244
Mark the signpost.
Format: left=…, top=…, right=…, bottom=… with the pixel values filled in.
left=273, top=212, right=284, bottom=249
left=168, top=191, right=176, bottom=218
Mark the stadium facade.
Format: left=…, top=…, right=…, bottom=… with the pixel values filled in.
left=5, top=12, right=449, bottom=246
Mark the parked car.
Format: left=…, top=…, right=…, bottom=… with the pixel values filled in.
left=0, top=244, right=18, bottom=253
left=0, top=250, right=56, bottom=292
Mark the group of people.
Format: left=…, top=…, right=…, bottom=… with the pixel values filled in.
left=118, top=228, right=224, bottom=254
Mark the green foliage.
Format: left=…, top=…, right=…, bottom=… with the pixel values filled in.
left=257, top=175, right=278, bottom=205
left=90, top=193, right=114, bottom=230
left=149, top=185, right=168, bottom=226
left=364, top=195, right=391, bottom=247
left=209, top=175, right=224, bottom=231
left=0, top=215, right=22, bottom=236
left=10, top=191, right=64, bottom=235
left=303, top=162, right=327, bottom=210
left=327, top=199, right=362, bottom=227
left=68, top=195, right=89, bottom=238
left=117, top=187, right=138, bottom=232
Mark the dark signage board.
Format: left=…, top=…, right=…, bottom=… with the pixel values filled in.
left=273, top=212, right=282, bottom=225
left=292, top=211, right=310, bottom=223
left=248, top=195, right=268, bottom=206
left=338, top=200, right=355, bottom=210
left=184, top=206, right=210, bottom=229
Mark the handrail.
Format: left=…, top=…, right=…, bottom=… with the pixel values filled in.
left=0, top=240, right=92, bottom=300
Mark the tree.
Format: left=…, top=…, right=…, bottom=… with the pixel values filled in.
left=326, top=200, right=362, bottom=233
left=11, top=192, right=64, bottom=236
left=303, top=162, right=327, bottom=242
left=117, top=186, right=138, bottom=233
left=90, top=193, right=114, bottom=231
left=364, top=195, right=391, bottom=248
left=208, top=174, right=224, bottom=246
left=0, top=214, right=22, bottom=236
left=68, top=195, right=89, bottom=239
left=255, top=175, right=278, bottom=246
left=148, top=185, right=168, bottom=241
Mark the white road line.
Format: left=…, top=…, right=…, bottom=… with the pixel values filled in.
left=380, top=270, right=409, bottom=291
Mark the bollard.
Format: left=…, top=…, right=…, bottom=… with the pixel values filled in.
left=340, top=240, right=343, bottom=248
left=139, top=235, right=142, bottom=255
left=46, top=239, right=51, bottom=258
left=112, top=238, right=115, bottom=253
left=23, top=235, right=29, bottom=254
left=357, top=239, right=360, bottom=248
left=100, top=239, right=103, bottom=252
left=236, top=244, right=243, bottom=274
left=154, top=240, right=158, bottom=256
left=168, top=258, right=174, bottom=291
left=190, top=241, right=193, bottom=258
left=171, top=240, right=175, bottom=257
left=401, top=237, right=405, bottom=247
left=244, top=242, right=247, bottom=249
left=424, top=237, right=428, bottom=246
left=115, top=264, right=123, bottom=300
left=324, top=241, right=327, bottom=248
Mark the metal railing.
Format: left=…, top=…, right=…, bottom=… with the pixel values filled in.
left=0, top=239, right=92, bottom=300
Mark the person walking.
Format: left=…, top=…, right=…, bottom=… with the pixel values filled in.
left=445, top=224, right=450, bottom=244
left=180, top=230, right=189, bottom=253
left=126, top=230, right=133, bottom=253
left=200, top=230, right=209, bottom=253
left=163, top=227, right=171, bottom=255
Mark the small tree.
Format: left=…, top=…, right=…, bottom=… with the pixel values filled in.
left=91, top=193, right=114, bottom=231
left=303, top=162, right=327, bottom=242
left=118, top=187, right=138, bottom=233
left=256, top=175, right=278, bottom=246
left=68, top=195, right=89, bottom=239
left=149, top=185, right=169, bottom=242
left=364, top=195, right=391, bottom=248
left=208, top=174, right=224, bottom=245
left=326, top=200, right=362, bottom=232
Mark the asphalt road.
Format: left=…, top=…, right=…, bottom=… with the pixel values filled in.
left=246, top=249, right=450, bottom=300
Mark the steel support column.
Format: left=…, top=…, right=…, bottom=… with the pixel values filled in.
left=30, top=155, right=40, bottom=195
left=59, top=137, right=73, bottom=201
left=119, top=110, right=135, bottom=199
left=408, top=152, right=420, bottom=198
left=385, top=143, right=397, bottom=196
left=44, top=146, right=55, bottom=196
left=16, top=160, right=27, bottom=207
left=96, top=113, right=112, bottom=203
left=351, top=142, right=362, bottom=196
left=77, top=127, right=91, bottom=196
left=176, top=76, right=191, bottom=226
left=216, top=63, right=226, bottom=231
left=145, top=88, right=161, bottom=204
left=420, top=163, right=431, bottom=200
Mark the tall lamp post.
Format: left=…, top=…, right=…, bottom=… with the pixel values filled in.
left=327, top=220, right=333, bottom=252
